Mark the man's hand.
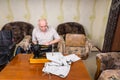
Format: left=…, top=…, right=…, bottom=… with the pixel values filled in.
left=32, top=41, right=38, bottom=45
left=43, top=42, right=51, bottom=45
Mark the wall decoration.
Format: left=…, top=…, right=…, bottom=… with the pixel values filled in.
left=6, top=0, right=14, bottom=21
left=24, top=0, right=31, bottom=22
left=41, top=0, right=47, bottom=19
left=73, top=0, right=80, bottom=22
left=89, top=0, right=96, bottom=39
left=57, top=0, right=64, bottom=22
left=99, top=0, right=111, bottom=49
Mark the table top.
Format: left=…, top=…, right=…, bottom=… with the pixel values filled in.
left=0, top=54, right=91, bottom=80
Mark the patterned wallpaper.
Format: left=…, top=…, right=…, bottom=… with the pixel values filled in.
left=0, top=0, right=111, bottom=50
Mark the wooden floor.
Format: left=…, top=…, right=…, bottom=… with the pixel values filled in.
left=0, top=54, right=91, bottom=80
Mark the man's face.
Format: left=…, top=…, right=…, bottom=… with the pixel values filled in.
left=38, top=20, right=48, bottom=32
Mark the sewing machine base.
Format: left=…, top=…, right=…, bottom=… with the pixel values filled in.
left=29, top=54, right=50, bottom=63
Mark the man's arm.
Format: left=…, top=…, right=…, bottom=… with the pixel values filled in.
left=32, top=28, right=38, bottom=44
left=44, top=38, right=61, bottom=45
left=48, top=28, right=61, bottom=45
left=32, top=41, right=37, bottom=44
left=49, top=38, right=61, bottom=45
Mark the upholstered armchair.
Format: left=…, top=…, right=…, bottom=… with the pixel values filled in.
left=2, top=21, right=34, bottom=44
left=1, top=21, right=34, bottom=55
left=95, top=52, right=120, bottom=80
left=57, top=22, right=92, bottom=60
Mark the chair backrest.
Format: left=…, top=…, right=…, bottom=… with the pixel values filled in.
left=57, top=22, right=86, bottom=41
left=57, top=22, right=86, bottom=35
left=65, top=34, right=86, bottom=47
left=1, top=21, right=34, bottom=44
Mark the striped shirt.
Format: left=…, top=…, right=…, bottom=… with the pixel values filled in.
left=32, top=26, right=60, bottom=45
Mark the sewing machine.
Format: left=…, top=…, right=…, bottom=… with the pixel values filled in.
left=30, top=44, right=52, bottom=63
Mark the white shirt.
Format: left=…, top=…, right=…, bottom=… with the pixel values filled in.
left=32, top=26, right=60, bottom=44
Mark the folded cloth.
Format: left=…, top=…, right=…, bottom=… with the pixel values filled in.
left=46, top=52, right=65, bottom=65
left=42, top=52, right=80, bottom=78
left=42, top=62, right=70, bottom=78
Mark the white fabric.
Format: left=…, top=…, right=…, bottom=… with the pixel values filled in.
left=46, top=52, right=65, bottom=65
left=32, top=27, right=60, bottom=44
left=42, top=52, right=81, bottom=78
left=42, top=62, right=70, bottom=78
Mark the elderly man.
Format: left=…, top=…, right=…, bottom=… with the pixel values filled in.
left=32, top=19, right=60, bottom=45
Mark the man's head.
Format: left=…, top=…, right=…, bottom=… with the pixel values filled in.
left=38, top=19, right=48, bottom=32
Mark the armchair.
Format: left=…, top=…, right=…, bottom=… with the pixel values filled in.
left=0, top=21, right=34, bottom=71
left=95, top=52, right=120, bottom=80
left=1, top=21, right=34, bottom=55
left=57, top=22, right=92, bottom=60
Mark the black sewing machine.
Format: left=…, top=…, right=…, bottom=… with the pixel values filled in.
left=32, top=44, right=52, bottom=59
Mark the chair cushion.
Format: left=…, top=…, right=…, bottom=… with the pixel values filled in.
left=98, top=70, right=120, bottom=80
left=65, top=34, right=86, bottom=47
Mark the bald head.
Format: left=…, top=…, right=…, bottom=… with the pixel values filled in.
left=38, top=19, right=48, bottom=32
left=39, top=19, right=47, bottom=25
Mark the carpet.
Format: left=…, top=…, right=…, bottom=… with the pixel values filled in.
left=83, top=51, right=98, bottom=80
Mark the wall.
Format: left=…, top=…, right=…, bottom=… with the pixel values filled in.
left=0, top=0, right=111, bottom=50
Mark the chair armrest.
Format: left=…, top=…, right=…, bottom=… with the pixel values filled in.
left=98, top=70, right=120, bottom=80
left=57, top=35, right=65, bottom=53
left=17, top=35, right=31, bottom=51
left=86, top=38, right=100, bottom=51
left=84, top=40, right=91, bottom=55
left=95, top=52, right=120, bottom=80
left=97, top=52, right=120, bottom=70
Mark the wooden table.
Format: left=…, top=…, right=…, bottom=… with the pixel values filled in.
left=0, top=54, right=91, bottom=80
